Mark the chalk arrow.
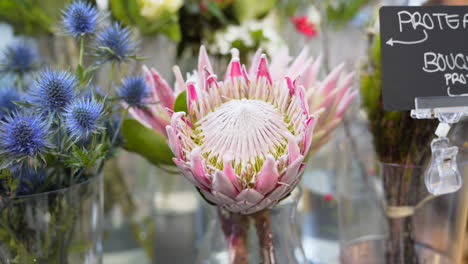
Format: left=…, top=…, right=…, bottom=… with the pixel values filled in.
left=386, top=30, right=428, bottom=46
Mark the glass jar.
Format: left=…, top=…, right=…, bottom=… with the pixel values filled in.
left=0, top=174, right=103, bottom=264
left=337, top=131, right=468, bottom=264
left=197, top=188, right=307, bottom=264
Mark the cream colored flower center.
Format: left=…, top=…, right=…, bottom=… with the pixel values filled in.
left=196, top=99, right=288, bottom=166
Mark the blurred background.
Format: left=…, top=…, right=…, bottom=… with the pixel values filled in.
left=1, top=0, right=468, bottom=263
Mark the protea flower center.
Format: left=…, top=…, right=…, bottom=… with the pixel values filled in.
left=197, top=99, right=288, bottom=168
left=166, top=48, right=318, bottom=214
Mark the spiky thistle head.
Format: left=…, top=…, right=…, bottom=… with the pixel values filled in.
left=61, top=0, right=101, bottom=37
left=30, top=68, right=77, bottom=113
left=117, top=75, right=150, bottom=107
left=0, top=85, right=21, bottom=119
left=11, top=166, right=46, bottom=195
left=166, top=46, right=318, bottom=214
left=64, top=98, right=104, bottom=140
left=0, top=111, right=52, bottom=162
left=93, top=22, right=137, bottom=63
left=0, top=41, right=39, bottom=75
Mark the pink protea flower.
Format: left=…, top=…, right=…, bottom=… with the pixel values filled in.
left=269, top=48, right=357, bottom=154
left=166, top=47, right=318, bottom=214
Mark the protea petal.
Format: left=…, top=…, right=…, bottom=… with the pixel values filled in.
left=223, top=158, right=241, bottom=191
left=255, top=155, right=279, bottom=194
left=318, top=64, right=344, bottom=95
left=213, top=171, right=238, bottom=197
left=189, top=147, right=210, bottom=185
left=256, top=55, right=272, bottom=85
left=198, top=45, right=213, bottom=75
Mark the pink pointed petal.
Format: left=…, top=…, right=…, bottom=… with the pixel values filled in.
left=241, top=65, right=250, bottom=84
left=249, top=48, right=263, bottom=76
left=128, top=107, right=151, bottom=128
left=223, top=159, right=241, bottom=191
left=281, top=155, right=304, bottom=185
left=336, top=72, right=355, bottom=101
left=336, top=90, right=357, bottom=118
left=255, top=155, right=279, bottom=194
left=235, top=188, right=264, bottom=204
left=213, top=171, right=238, bottom=197
left=288, top=47, right=309, bottom=78
left=301, top=55, right=322, bottom=89
left=206, top=74, right=219, bottom=90
left=187, top=82, right=198, bottom=112
left=166, top=126, right=183, bottom=159
left=303, top=115, right=318, bottom=154
left=172, top=66, right=186, bottom=93
left=318, top=64, right=344, bottom=95
left=198, top=45, right=213, bottom=74
left=284, top=133, right=300, bottom=163
left=270, top=47, right=290, bottom=81
left=298, top=86, right=309, bottom=115
left=285, top=77, right=296, bottom=96
left=190, top=148, right=211, bottom=187
left=150, top=68, right=175, bottom=110
left=229, top=59, right=242, bottom=80
left=256, top=55, right=272, bottom=85
left=316, top=89, right=338, bottom=111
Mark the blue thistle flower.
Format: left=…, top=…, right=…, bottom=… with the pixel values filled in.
left=61, top=1, right=100, bottom=37
left=30, top=69, right=77, bottom=112
left=0, top=86, right=21, bottom=119
left=117, top=76, right=150, bottom=107
left=64, top=98, right=104, bottom=140
left=0, top=41, right=39, bottom=75
left=11, top=166, right=46, bottom=195
left=0, top=111, right=52, bottom=160
left=93, top=22, right=137, bottom=63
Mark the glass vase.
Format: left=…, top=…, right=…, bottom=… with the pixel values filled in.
left=337, top=132, right=468, bottom=264
left=103, top=152, right=202, bottom=264
left=0, top=174, right=103, bottom=264
left=197, top=188, right=307, bottom=264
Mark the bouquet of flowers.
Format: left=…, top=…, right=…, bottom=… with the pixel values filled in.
left=0, top=1, right=142, bottom=262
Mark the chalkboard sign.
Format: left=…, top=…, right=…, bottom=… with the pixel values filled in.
left=380, top=6, right=468, bottom=111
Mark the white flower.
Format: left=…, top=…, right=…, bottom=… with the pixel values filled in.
left=139, top=0, right=183, bottom=20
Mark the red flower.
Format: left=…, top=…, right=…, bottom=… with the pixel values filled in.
left=291, top=15, right=317, bottom=38
left=324, top=193, right=333, bottom=202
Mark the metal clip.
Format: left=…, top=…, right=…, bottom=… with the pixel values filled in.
left=425, top=136, right=462, bottom=196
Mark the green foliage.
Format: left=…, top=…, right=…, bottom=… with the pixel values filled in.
left=325, top=0, right=373, bottom=29
left=122, top=118, right=174, bottom=166
left=361, top=34, right=437, bottom=164
left=110, top=0, right=181, bottom=41
left=0, top=0, right=68, bottom=35
left=233, top=0, right=276, bottom=22
left=173, top=90, right=188, bottom=113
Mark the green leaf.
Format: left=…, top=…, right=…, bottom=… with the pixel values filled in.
left=160, top=21, right=182, bottom=42
left=173, top=91, right=188, bottom=113
left=233, top=0, right=276, bottom=22
left=122, top=119, right=174, bottom=166
left=206, top=1, right=228, bottom=25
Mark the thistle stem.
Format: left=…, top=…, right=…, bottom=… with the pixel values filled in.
left=16, top=73, right=23, bottom=93
left=110, top=107, right=128, bottom=148
left=79, top=37, right=85, bottom=68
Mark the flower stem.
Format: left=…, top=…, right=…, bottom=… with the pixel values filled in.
left=79, top=37, right=85, bottom=67
left=253, top=209, right=275, bottom=264
left=110, top=107, right=128, bottom=147
left=218, top=208, right=250, bottom=264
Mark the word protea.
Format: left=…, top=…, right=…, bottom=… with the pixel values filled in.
left=167, top=47, right=318, bottom=214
